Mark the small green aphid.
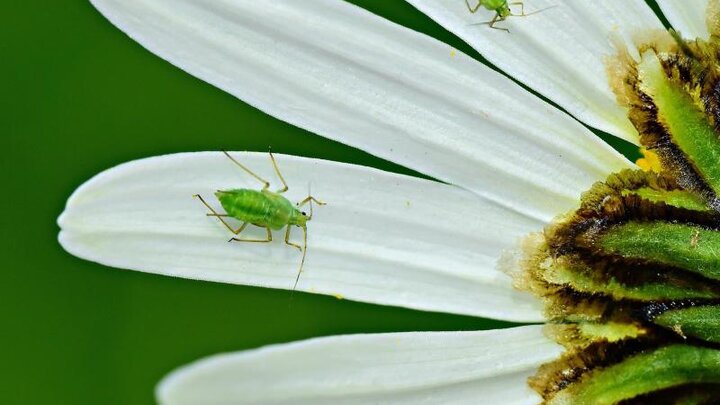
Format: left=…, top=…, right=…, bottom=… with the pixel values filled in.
left=194, top=151, right=325, bottom=290
left=465, top=0, right=540, bottom=32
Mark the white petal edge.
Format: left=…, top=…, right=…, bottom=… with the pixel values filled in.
left=90, top=0, right=633, bottom=223
left=58, top=152, right=547, bottom=321
left=157, top=325, right=562, bottom=405
left=657, top=0, right=710, bottom=39
left=407, top=0, right=665, bottom=144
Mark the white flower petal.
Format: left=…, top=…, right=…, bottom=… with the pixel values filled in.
left=657, top=0, right=710, bottom=39
left=157, top=325, right=561, bottom=405
left=407, top=0, right=665, bottom=143
left=58, top=152, right=546, bottom=321
left=90, top=0, right=632, bottom=222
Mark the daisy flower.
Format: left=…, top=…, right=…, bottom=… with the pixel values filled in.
left=58, top=0, right=720, bottom=403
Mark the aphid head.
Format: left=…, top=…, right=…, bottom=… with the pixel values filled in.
left=292, top=209, right=309, bottom=227
left=497, top=5, right=511, bottom=18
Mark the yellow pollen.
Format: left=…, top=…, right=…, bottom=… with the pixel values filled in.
left=333, top=293, right=344, bottom=300
left=635, top=148, right=662, bottom=172
left=450, top=49, right=457, bottom=58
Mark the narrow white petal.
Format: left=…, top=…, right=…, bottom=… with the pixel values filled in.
left=658, top=0, right=710, bottom=39
left=91, top=0, right=632, bottom=222
left=59, top=152, right=546, bottom=321
left=157, top=325, right=561, bottom=405
left=408, top=0, right=665, bottom=143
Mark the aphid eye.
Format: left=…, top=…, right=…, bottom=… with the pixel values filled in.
left=301, top=211, right=307, bottom=216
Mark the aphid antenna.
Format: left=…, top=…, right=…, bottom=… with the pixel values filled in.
left=307, top=182, right=314, bottom=219
left=290, top=183, right=314, bottom=295
left=510, top=4, right=556, bottom=18
left=291, top=225, right=308, bottom=293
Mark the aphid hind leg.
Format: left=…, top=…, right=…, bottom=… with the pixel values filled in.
left=464, top=0, right=482, bottom=13
left=297, top=196, right=326, bottom=220
left=268, top=151, right=289, bottom=194
left=194, top=194, right=247, bottom=234
left=229, top=226, right=273, bottom=243
left=222, top=151, right=271, bottom=190
left=284, top=225, right=302, bottom=252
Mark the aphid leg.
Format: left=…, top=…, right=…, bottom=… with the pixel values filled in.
left=284, top=225, right=302, bottom=252
left=292, top=225, right=308, bottom=291
left=485, top=14, right=509, bottom=32
left=194, top=194, right=247, bottom=234
left=510, top=1, right=525, bottom=16
left=222, top=151, right=271, bottom=190
left=297, top=196, right=326, bottom=220
left=464, top=0, right=482, bottom=13
left=229, top=226, right=273, bottom=243
left=297, top=196, right=326, bottom=206
left=268, top=151, right=289, bottom=194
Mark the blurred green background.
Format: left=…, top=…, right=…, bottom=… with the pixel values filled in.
left=2, top=1, right=660, bottom=404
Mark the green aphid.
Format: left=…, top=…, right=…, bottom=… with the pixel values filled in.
left=465, top=0, right=541, bottom=32
left=194, top=151, right=325, bottom=291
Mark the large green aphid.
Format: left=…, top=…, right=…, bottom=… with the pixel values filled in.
left=518, top=3, right=720, bottom=403
left=194, top=151, right=325, bottom=290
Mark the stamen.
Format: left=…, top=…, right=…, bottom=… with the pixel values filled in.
left=635, top=148, right=662, bottom=172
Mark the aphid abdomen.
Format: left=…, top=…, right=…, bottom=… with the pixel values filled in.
left=481, top=0, right=506, bottom=11
left=216, top=189, right=274, bottom=227
left=261, top=190, right=296, bottom=230
left=215, top=188, right=296, bottom=230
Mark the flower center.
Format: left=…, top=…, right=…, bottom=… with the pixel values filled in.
left=521, top=14, right=720, bottom=404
